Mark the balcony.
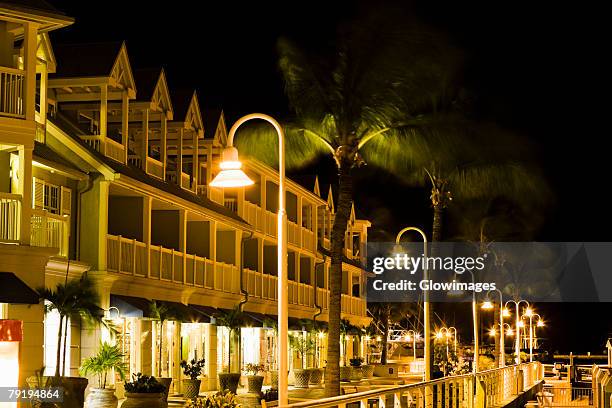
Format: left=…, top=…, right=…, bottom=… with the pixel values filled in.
left=106, top=234, right=240, bottom=293
left=180, top=172, right=191, bottom=190
left=0, top=67, right=25, bottom=119
left=146, top=157, right=164, bottom=179
left=30, top=209, right=69, bottom=257
left=0, top=193, right=21, bottom=242
left=81, top=135, right=125, bottom=163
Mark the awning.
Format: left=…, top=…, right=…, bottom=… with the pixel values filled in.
left=110, top=294, right=149, bottom=318
left=160, top=301, right=211, bottom=323
left=189, top=304, right=219, bottom=320
left=0, top=272, right=40, bottom=304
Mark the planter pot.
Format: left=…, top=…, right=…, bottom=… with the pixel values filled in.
left=247, top=375, right=264, bottom=395
left=308, top=368, right=323, bottom=385
left=270, top=371, right=279, bottom=389
left=121, top=392, right=164, bottom=408
left=84, top=388, right=118, bottom=408
left=350, top=367, right=363, bottom=381
left=340, top=366, right=352, bottom=381
left=292, top=369, right=311, bottom=388
left=362, top=365, right=374, bottom=379
left=218, top=373, right=241, bottom=394
left=156, top=377, right=172, bottom=408
left=181, top=379, right=201, bottom=399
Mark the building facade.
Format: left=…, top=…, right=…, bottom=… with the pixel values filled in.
left=0, top=2, right=371, bottom=394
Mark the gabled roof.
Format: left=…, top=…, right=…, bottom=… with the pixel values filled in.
left=133, top=68, right=173, bottom=116
left=0, top=1, right=73, bottom=31
left=36, top=33, right=56, bottom=72
left=288, top=175, right=320, bottom=197
left=203, top=108, right=223, bottom=139
left=50, top=41, right=136, bottom=97
left=171, top=89, right=203, bottom=132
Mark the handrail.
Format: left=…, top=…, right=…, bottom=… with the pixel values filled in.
left=0, top=66, right=25, bottom=76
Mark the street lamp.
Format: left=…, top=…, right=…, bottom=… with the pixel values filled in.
left=504, top=299, right=530, bottom=364
left=482, top=289, right=506, bottom=367
left=521, top=311, right=543, bottom=362
left=395, top=226, right=430, bottom=381
left=436, top=327, right=457, bottom=360
left=209, top=113, right=289, bottom=405
left=405, top=330, right=420, bottom=362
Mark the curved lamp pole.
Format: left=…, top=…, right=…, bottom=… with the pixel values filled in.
left=505, top=299, right=530, bottom=364
left=483, top=288, right=506, bottom=367
left=209, top=113, right=289, bottom=406
left=521, top=309, right=543, bottom=363
left=395, top=227, right=430, bottom=381
left=465, top=269, right=479, bottom=373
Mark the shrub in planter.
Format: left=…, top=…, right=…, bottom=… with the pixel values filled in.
left=122, top=373, right=165, bottom=408
left=80, top=342, right=127, bottom=408
left=218, top=373, right=241, bottom=394
left=243, top=363, right=265, bottom=395
left=187, top=390, right=240, bottom=408
left=349, top=357, right=363, bottom=367
left=180, top=358, right=205, bottom=399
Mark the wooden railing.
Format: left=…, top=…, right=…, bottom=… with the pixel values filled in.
left=81, top=135, right=125, bottom=163
left=287, top=220, right=300, bottom=246
left=284, top=362, right=543, bottom=408
left=224, top=197, right=238, bottom=212
left=302, top=228, right=316, bottom=252
left=242, top=200, right=263, bottom=230
left=180, top=172, right=191, bottom=190
left=146, top=157, right=164, bottom=179
left=30, top=209, right=69, bottom=257
left=341, top=294, right=367, bottom=317
left=35, top=121, right=46, bottom=143
left=0, top=193, right=21, bottom=242
left=106, top=234, right=239, bottom=293
left=0, top=66, right=25, bottom=118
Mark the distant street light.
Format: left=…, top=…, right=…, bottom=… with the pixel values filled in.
left=405, top=329, right=420, bottom=362
left=395, top=226, right=430, bottom=381
left=209, top=113, right=289, bottom=406
left=521, top=311, right=543, bottom=362
left=504, top=299, right=530, bottom=364
left=483, top=289, right=506, bottom=367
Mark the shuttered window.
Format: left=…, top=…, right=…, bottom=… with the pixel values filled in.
left=32, top=178, right=71, bottom=215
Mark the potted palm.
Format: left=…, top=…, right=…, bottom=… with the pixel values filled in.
left=80, top=342, right=127, bottom=408
left=289, top=332, right=315, bottom=388
left=349, top=357, right=364, bottom=381
left=217, top=306, right=244, bottom=394
left=180, top=358, right=205, bottom=399
left=122, top=373, right=166, bottom=408
left=35, top=274, right=103, bottom=408
left=243, top=363, right=265, bottom=395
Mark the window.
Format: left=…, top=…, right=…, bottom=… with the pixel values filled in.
left=33, top=178, right=71, bottom=215
left=302, top=204, right=313, bottom=230
left=44, top=184, right=59, bottom=214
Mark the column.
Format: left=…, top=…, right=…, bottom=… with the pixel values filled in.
left=140, top=320, right=153, bottom=375
left=39, top=63, right=48, bottom=134
left=143, top=196, right=152, bottom=276
left=206, top=324, right=218, bottom=390
left=192, top=130, right=198, bottom=191
left=79, top=178, right=109, bottom=271
left=100, top=85, right=108, bottom=141
left=179, top=209, right=187, bottom=283
left=18, top=146, right=32, bottom=245
left=161, top=115, right=167, bottom=179
left=23, top=22, right=38, bottom=121
left=177, top=128, right=183, bottom=185
left=142, top=109, right=149, bottom=171
left=122, top=90, right=129, bottom=163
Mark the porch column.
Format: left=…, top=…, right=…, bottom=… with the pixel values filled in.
left=179, top=209, right=187, bottom=283
left=177, top=128, right=183, bottom=184
left=122, top=89, right=129, bottom=163
left=206, top=324, right=218, bottom=390
left=143, top=196, right=152, bottom=277
left=192, top=130, right=198, bottom=192
left=39, top=63, right=48, bottom=130
left=142, top=108, right=149, bottom=171
left=79, top=177, right=109, bottom=271
left=100, top=85, right=108, bottom=142
left=18, top=146, right=32, bottom=245
left=161, top=115, right=167, bottom=179
left=23, top=22, right=38, bottom=121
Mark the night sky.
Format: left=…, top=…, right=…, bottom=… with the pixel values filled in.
left=49, top=0, right=610, bottom=354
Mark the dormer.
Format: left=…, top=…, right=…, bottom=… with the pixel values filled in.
left=127, top=68, right=173, bottom=179
left=47, top=41, right=136, bottom=164
left=167, top=89, right=203, bottom=191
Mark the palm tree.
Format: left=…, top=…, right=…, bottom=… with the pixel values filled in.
left=235, top=9, right=460, bottom=396
left=38, top=275, right=102, bottom=377
left=217, top=305, right=245, bottom=373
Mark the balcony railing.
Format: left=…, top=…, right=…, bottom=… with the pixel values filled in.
left=35, top=122, right=46, bottom=143
left=81, top=135, right=125, bottom=163
left=146, top=157, right=164, bottom=179
left=106, top=234, right=240, bottom=293
left=242, top=200, right=263, bottom=230
left=224, top=197, right=238, bottom=212
left=0, top=67, right=25, bottom=118
left=180, top=172, right=191, bottom=190
left=30, top=209, right=69, bottom=257
left=0, top=193, right=21, bottom=243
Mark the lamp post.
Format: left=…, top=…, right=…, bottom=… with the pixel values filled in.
left=504, top=299, right=529, bottom=364
left=395, top=227, right=430, bottom=381
left=521, top=309, right=543, bottom=362
left=209, top=113, right=289, bottom=405
left=464, top=269, right=479, bottom=373
left=482, top=289, right=506, bottom=367
left=436, top=327, right=457, bottom=358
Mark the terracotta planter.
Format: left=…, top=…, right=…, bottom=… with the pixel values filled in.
left=350, top=367, right=363, bottom=381
left=181, top=379, right=201, bottom=399
left=308, top=368, right=324, bottom=385
left=340, top=366, right=352, bottom=381
left=247, top=375, right=264, bottom=394
left=270, top=371, right=279, bottom=389
left=362, top=365, right=374, bottom=378
left=84, top=388, right=117, bottom=408
left=293, top=369, right=311, bottom=388
left=121, top=392, right=164, bottom=408
left=218, top=373, right=241, bottom=394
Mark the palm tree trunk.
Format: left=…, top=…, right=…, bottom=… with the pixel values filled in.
left=55, top=314, right=64, bottom=377
left=61, top=315, right=69, bottom=376
left=158, top=320, right=164, bottom=377
left=325, top=162, right=354, bottom=398
left=432, top=204, right=444, bottom=243
left=380, top=308, right=390, bottom=365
